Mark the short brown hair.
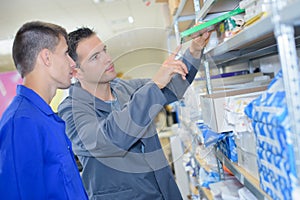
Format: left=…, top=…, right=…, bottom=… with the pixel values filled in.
left=12, top=21, right=68, bottom=78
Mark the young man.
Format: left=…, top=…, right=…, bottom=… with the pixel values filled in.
left=58, top=27, right=210, bottom=199
left=0, top=21, right=88, bottom=199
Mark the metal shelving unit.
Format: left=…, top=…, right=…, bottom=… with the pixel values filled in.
left=172, top=0, right=198, bottom=45
left=205, top=0, right=300, bottom=199
left=204, top=1, right=300, bottom=67
left=196, top=0, right=216, bottom=20
left=271, top=0, right=300, bottom=184
left=201, top=0, right=300, bottom=199
left=173, top=0, right=300, bottom=199
left=204, top=0, right=300, bottom=180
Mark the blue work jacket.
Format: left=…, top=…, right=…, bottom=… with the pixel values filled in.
left=58, top=50, right=201, bottom=200
left=0, top=85, right=88, bottom=200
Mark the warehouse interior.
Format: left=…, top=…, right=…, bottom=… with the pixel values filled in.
left=1, top=0, right=300, bottom=199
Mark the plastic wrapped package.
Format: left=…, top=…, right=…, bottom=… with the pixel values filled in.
left=238, top=187, right=258, bottom=200
left=244, top=70, right=298, bottom=200
left=199, top=167, right=220, bottom=188
left=217, top=132, right=238, bottom=163
left=209, top=178, right=243, bottom=200
left=196, top=145, right=218, bottom=169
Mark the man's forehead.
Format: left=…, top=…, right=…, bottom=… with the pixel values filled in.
left=77, top=36, right=105, bottom=62
left=77, top=35, right=98, bottom=48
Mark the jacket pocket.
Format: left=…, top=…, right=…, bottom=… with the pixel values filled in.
left=57, top=153, right=76, bottom=183
left=93, top=188, right=134, bottom=200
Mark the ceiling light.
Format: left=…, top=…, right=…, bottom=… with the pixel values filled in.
left=128, top=16, right=134, bottom=24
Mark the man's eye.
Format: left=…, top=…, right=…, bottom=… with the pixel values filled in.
left=92, top=54, right=99, bottom=60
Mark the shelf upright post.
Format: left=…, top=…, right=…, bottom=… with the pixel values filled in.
left=174, top=20, right=181, bottom=46
left=193, top=0, right=201, bottom=23
left=215, top=146, right=225, bottom=181
left=248, top=60, right=254, bottom=74
left=204, top=58, right=213, bottom=94
left=271, top=0, right=300, bottom=187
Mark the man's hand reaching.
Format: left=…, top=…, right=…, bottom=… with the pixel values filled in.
left=152, top=46, right=188, bottom=89
left=189, top=28, right=211, bottom=58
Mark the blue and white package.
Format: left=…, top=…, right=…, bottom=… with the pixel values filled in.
left=245, top=70, right=288, bottom=127
left=244, top=70, right=298, bottom=200
left=198, top=124, right=237, bottom=162
left=217, top=132, right=238, bottom=163
left=199, top=167, right=220, bottom=188
left=198, top=123, right=226, bottom=147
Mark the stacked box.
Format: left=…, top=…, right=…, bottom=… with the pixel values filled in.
left=200, top=83, right=267, bottom=133
left=245, top=70, right=298, bottom=200
left=224, top=90, right=261, bottom=179
left=168, top=0, right=180, bottom=16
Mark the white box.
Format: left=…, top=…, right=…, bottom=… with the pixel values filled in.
left=200, top=85, right=267, bottom=133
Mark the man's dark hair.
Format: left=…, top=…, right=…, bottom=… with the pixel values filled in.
left=67, top=28, right=95, bottom=67
left=12, top=21, right=68, bottom=78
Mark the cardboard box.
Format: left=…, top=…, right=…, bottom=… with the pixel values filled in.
left=200, top=85, right=267, bottom=133
left=168, top=0, right=180, bottom=16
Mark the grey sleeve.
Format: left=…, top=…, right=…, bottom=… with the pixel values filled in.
left=125, top=78, right=150, bottom=88
left=162, top=49, right=202, bottom=104
left=59, top=82, right=166, bottom=158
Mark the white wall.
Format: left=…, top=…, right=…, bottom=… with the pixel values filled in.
left=113, top=48, right=169, bottom=79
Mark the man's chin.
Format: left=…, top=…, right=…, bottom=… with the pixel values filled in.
left=59, top=82, right=72, bottom=90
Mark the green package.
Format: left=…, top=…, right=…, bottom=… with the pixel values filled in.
left=180, top=7, right=245, bottom=39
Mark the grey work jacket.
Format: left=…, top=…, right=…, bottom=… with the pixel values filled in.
left=58, top=50, right=201, bottom=200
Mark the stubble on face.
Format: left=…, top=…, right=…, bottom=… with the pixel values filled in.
left=77, top=35, right=117, bottom=84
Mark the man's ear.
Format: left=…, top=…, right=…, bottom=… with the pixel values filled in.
left=39, top=49, right=52, bottom=66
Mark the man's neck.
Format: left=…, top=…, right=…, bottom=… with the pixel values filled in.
left=81, top=81, right=114, bottom=101
left=23, top=75, right=56, bottom=104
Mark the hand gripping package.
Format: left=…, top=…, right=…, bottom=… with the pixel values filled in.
left=244, top=70, right=298, bottom=200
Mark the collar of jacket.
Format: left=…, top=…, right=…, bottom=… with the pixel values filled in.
left=17, top=85, right=58, bottom=117
left=69, top=81, right=124, bottom=113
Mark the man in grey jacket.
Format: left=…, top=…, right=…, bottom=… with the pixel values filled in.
left=58, top=27, right=210, bottom=200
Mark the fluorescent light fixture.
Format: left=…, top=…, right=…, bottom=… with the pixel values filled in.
left=128, top=16, right=134, bottom=24
left=0, top=39, right=13, bottom=55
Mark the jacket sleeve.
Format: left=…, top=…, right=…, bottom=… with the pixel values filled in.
left=59, top=82, right=167, bottom=158
left=161, top=49, right=202, bottom=104
left=8, top=117, right=46, bottom=199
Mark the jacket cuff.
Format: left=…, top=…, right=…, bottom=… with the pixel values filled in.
left=183, top=49, right=202, bottom=71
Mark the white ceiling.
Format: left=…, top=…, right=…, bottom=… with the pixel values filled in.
left=0, top=0, right=177, bottom=75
